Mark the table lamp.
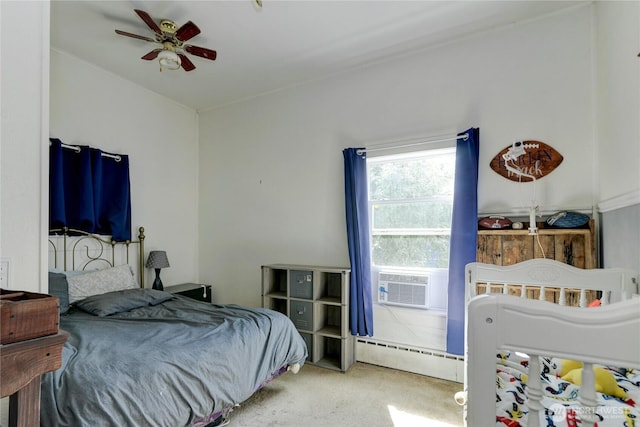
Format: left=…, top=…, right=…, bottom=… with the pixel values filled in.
left=146, top=250, right=170, bottom=290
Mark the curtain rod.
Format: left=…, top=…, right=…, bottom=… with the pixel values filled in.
left=50, top=141, right=122, bottom=162
left=60, top=142, right=80, bottom=152
left=357, top=133, right=468, bottom=155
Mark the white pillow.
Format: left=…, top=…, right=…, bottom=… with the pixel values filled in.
left=67, top=264, right=138, bottom=304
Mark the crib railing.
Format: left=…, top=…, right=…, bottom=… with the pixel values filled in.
left=474, top=282, right=599, bottom=306
left=467, top=259, right=638, bottom=306
left=461, top=259, right=639, bottom=427
left=465, top=294, right=640, bottom=427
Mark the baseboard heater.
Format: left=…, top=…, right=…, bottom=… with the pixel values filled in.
left=356, top=339, right=464, bottom=382
left=356, top=339, right=463, bottom=360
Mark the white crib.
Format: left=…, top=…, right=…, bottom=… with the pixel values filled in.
left=461, top=259, right=640, bottom=427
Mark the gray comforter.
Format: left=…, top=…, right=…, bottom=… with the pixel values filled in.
left=40, top=291, right=308, bottom=427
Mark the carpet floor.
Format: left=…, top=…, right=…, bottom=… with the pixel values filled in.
left=225, top=362, right=464, bottom=427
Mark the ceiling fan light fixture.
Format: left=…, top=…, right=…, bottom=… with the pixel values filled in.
left=158, top=50, right=181, bottom=71
left=116, top=9, right=217, bottom=72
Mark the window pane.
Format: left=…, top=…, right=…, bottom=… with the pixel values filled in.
left=372, top=235, right=450, bottom=268
left=369, top=156, right=455, bottom=201
left=372, top=200, right=453, bottom=229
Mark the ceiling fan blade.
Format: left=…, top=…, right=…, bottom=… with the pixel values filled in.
left=184, top=45, right=217, bottom=61
left=178, top=54, right=196, bottom=71
left=175, top=21, right=201, bottom=42
left=134, top=9, right=162, bottom=35
left=115, top=29, right=156, bottom=43
left=141, top=49, right=162, bottom=60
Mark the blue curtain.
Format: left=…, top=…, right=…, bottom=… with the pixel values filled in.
left=49, top=139, right=95, bottom=233
left=49, top=138, right=132, bottom=241
left=446, top=127, right=479, bottom=355
left=343, top=148, right=374, bottom=336
left=91, top=149, right=132, bottom=240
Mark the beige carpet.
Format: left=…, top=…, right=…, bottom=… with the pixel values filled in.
left=226, top=362, right=464, bottom=427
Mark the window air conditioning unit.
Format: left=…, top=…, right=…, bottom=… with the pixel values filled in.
left=377, top=271, right=430, bottom=309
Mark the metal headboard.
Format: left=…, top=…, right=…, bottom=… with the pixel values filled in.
left=48, top=226, right=146, bottom=288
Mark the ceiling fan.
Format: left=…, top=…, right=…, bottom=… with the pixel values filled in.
left=115, top=9, right=217, bottom=72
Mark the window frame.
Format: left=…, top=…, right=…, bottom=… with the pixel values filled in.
left=366, top=146, right=456, bottom=270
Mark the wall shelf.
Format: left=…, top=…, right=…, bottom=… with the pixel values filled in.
left=477, top=220, right=596, bottom=268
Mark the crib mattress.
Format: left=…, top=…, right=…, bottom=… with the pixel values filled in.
left=495, top=352, right=640, bottom=427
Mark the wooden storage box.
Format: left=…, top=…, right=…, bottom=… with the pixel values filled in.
left=0, top=289, right=59, bottom=344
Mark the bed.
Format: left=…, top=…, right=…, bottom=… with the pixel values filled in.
left=43, top=227, right=308, bottom=427
left=459, top=258, right=640, bottom=427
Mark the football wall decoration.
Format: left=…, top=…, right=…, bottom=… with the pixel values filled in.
left=490, top=140, right=563, bottom=182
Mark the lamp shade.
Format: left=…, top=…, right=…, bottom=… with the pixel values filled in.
left=158, top=50, right=181, bottom=71
left=146, top=251, right=170, bottom=269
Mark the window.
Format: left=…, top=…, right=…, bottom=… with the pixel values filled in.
left=367, top=148, right=456, bottom=269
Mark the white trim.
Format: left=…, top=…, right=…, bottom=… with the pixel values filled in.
left=362, top=132, right=458, bottom=159
left=40, top=1, right=51, bottom=294
left=358, top=134, right=465, bottom=155
left=598, top=190, right=640, bottom=213
left=195, top=113, right=201, bottom=284
left=590, top=3, right=600, bottom=223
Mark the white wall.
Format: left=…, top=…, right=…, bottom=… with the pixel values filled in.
left=1, top=1, right=49, bottom=294
left=595, top=1, right=640, bottom=273
left=0, top=1, right=50, bottom=422
left=198, top=5, right=595, bottom=317
left=595, top=1, right=640, bottom=209
left=50, top=50, right=200, bottom=288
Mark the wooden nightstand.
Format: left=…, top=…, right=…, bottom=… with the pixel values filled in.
left=164, top=283, right=212, bottom=303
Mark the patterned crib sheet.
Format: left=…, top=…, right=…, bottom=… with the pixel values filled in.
left=495, top=352, right=640, bottom=427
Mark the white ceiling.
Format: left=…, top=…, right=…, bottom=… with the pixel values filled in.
left=51, top=0, right=583, bottom=112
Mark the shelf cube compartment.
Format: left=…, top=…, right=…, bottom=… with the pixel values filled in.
left=313, top=336, right=351, bottom=371
left=290, top=270, right=313, bottom=299
left=315, top=303, right=346, bottom=337
left=263, top=267, right=288, bottom=297
left=299, top=331, right=313, bottom=361
left=264, top=297, right=287, bottom=316
left=289, top=300, right=313, bottom=331
left=316, top=271, right=346, bottom=303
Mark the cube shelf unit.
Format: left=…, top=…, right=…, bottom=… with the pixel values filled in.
left=261, top=264, right=354, bottom=372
